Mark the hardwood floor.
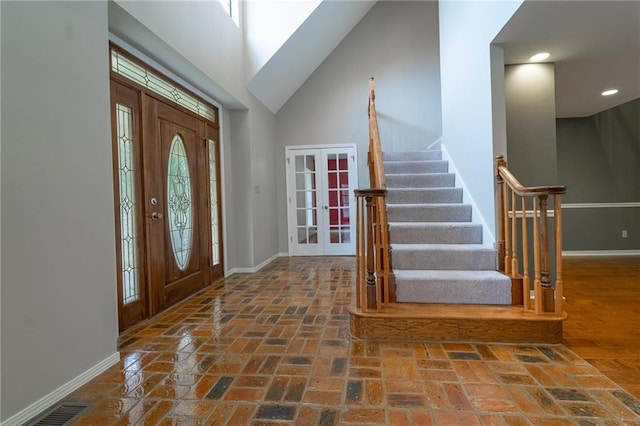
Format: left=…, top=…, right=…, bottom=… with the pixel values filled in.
left=562, top=256, right=640, bottom=399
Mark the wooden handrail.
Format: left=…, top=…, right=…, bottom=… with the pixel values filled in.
left=498, top=166, right=566, bottom=196
left=355, top=78, right=394, bottom=312
left=368, top=78, right=386, bottom=190
left=496, top=155, right=566, bottom=316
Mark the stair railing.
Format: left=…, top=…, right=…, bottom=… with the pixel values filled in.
left=496, top=155, right=566, bottom=316
left=355, top=78, right=393, bottom=311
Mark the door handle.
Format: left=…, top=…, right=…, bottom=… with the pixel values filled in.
left=151, top=212, right=163, bottom=220
left=323, top=205, right=329, bottom=210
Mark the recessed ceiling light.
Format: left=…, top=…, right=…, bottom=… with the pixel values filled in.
left=601, top=89, right=619, bottom=96
left=529, top=52, right=550, bottom=62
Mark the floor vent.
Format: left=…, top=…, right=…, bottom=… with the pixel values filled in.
left=26, top=403, right=92, bottom=426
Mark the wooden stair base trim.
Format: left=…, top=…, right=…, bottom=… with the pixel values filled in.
left=349, top=303, right=566, bottom=344
left=511, top=275, right=524, bottom=306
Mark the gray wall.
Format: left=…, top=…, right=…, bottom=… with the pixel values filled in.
left=275, top=1, right=442, bottom=253
left=1, top=1, right=119, bottom=420
left=505, top=63, right=558, bottom=186
left=557, top=98, right=640, bottom=250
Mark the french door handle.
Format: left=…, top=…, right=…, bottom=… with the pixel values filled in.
left=151, top=212, right=163, bottom=220
left=323, top=205, right=329, bottom=210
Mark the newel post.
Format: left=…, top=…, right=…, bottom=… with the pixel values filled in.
left=495, top=156, right=507, bottom=273
left=364, top=194, right=377, bottom=310
left=537, top=194, right=555, bottom=312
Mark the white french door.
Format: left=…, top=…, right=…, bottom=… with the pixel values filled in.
left=286, top=145, right=357, bottom=256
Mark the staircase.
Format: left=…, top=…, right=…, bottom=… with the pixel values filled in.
left=384, top=150, right=512, bottom=305
left=350, top=79, right=565, bottom=344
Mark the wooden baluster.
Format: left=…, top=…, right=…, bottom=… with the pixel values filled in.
left=374, top=198, right=383, bottom=311
left=521, top=197, right=531, bottom=310
left=495, top=156, right=506, bottom=272
left=538, top=195, right=554, bottom=312
left=511, top=192, right=519, bottom=277
left=387, top=240, right=396, bottom=303
left=533, top=197, right=543, bottom=314
left=554, top=195, right=564, bottom=316
left=379, top=201, right=391, bottom=305
left=504, top=186, right=512, bottom=275
left=365, top=194, right=377, bottom=310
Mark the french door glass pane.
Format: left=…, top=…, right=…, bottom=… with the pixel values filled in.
left=208, top=139, right=220, bottom=266
left=294, top=154, right=318, bottom=244
left=116, top=103, right=140, bottom=304
left=167, top=134, right=193, bottom=270
left=327, top=153, right=350, bottom=244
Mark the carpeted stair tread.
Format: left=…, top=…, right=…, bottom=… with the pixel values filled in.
left=386, top=173, right=455, bottom=188
left=383, top=151, right=442, bottom=161
left=387, top=187, right=463, bottom=204
left=384, top=160, right=448, bottom=174
left=387, top=204, right=472, bottom=222
left=391, top=243, right=497, bottom=271
left=389, top=222, right=482, bottom=244
left=394, top=270, right=511, bottom=305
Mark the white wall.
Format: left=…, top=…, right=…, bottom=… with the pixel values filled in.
left=275, top=1, right=442, bottom=252
left=244, top=0, right=321, bottom=77
left=439, top=0, right=523, bottom=243
left=115, top=0, right=247, bottom=104
left=1, top=1, right=119, bottom=420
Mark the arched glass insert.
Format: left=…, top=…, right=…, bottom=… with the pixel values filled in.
left=167, top=134, right=193, bottom=270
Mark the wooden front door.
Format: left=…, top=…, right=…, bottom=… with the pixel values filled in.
left=144, top=98, right=210, bottom=314
left=109, top=47, right=223, bottom=332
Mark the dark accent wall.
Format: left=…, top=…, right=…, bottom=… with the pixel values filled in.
left=505, top=64, right=558, bottom=186
left=557, top=98, right=640, bottom=251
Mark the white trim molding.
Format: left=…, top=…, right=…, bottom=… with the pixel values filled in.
left=563, top=250, right=640, bottom=257
left=562, top=202, right=640, bottom=209
left=2, top=352, right=120, bottom=426
left=225, top=252, right=285, bottom=276
left=507, top=201, right=640, bottom=219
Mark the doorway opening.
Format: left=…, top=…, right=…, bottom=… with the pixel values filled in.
left=285, top=145, right=358, bottom=256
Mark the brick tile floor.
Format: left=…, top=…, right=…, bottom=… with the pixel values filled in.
left=65, top=257, right=640, bottom=425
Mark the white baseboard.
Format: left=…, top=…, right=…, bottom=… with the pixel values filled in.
left=563, top=250, right=640, bottom=257
left=2, top=352, right=120, bottom=426
left=225, top=252, right=286, bottom=276
left=440, top=144, right=495, bottom=247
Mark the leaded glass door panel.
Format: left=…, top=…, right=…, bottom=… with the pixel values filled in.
left=111, top=81, right=147, bottom=332
left=144, top=98, right=211, bottom=311
left=286, top=145, right=357, bottom=256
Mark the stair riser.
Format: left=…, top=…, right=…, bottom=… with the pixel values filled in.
left=383, top=151, right=442, bottom=161
left=386, top=174, right=455, bottom=188
left=387, top=206, right=472, bottom=222
left=392, top=249, right=496, bottom=270
left=387, top=188, right=462, bottom=204
left=395, top=280, right=512, bottom=305
left=384, top=161, right=448, bottom=174
left=390, top=225, right=482, bottom=244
